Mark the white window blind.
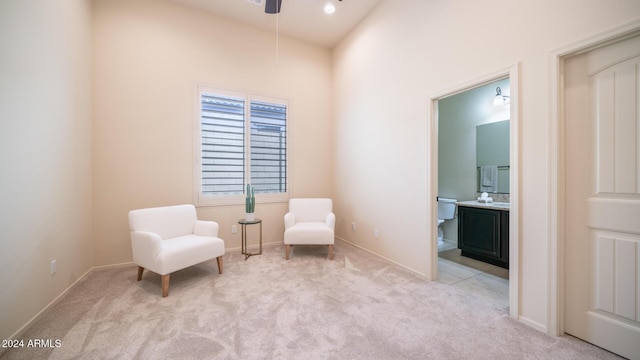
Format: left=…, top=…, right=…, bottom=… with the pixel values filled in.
left=195, top=85, right=289, bottom=206
left=250, top=100, right=287, bottom=193
left=200, top=93, right=245, bottom=195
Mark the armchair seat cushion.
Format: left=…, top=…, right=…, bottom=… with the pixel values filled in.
left=156, top=235, right=225, bottom=275
left=284, top=222, right=334, bottom=245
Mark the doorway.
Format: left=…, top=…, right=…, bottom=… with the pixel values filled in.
left=428, top=65, right=520, bottom=319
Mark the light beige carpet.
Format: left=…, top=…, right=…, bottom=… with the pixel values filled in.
left=1, top=241, right=621, bottom=360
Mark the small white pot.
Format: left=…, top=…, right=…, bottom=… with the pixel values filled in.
left=245, top=213, right=255, bottom=221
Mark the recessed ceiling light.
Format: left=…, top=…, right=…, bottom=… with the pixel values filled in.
left=324, top=3, right=336, bottom=14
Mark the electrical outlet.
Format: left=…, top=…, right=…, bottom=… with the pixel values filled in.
left=50, top=259, right=56, bottom=275
left=232, top=225, right=237, bottom=234
left=351, top=222, right=356, bottom=231
left=374, top=228, right=379, bottom=238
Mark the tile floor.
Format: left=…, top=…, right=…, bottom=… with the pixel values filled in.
left=437, top=246, right=510, bottom=310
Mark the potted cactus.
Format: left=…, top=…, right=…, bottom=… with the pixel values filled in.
left=245, top=183, right=255, bottom=221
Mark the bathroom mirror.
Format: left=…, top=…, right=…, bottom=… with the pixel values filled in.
left=476, top=120, right=510, bottom=193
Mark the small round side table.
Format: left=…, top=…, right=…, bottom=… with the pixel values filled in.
left=238, top=218, right=262, bottom=260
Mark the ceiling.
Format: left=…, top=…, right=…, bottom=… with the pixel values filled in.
left=169, top=0, right=384, bottom=48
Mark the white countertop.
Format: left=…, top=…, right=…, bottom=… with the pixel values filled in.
left=456, top=200, right=510, bottom=211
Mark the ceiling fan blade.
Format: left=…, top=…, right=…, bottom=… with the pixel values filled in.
left=265, top=0, right=282, bottom=14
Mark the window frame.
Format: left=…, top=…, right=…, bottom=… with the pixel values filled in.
left=193, top=83, right=290, bottom=207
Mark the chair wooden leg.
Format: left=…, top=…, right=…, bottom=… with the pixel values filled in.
left=285, top=244, right=291, bottom=260
left=137, top=266, right=144, bottom=281
left=329, top=245, right=334, bottom=260
left=161, top=274, right=170, bottom=297
left=216, top=256, right=223, bottom=274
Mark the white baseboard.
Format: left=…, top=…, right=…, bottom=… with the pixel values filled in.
left=518, top=315, right=547, bottom=334
left=93, top=261, right=134, bottom=270
left=226, top=240, right=282, bottom=253
left=7, top=261, right=143, bottom=342
left=335, top=236, right=427, bottom=278
left=7, top=266, right=94, bottom=341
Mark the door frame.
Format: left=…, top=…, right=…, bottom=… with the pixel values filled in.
left=427, top=63, right=520, bottom=320
left=548, top=18, right=640, bottom=336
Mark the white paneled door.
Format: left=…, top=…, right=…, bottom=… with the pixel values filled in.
left=565, top=33, right=640, bottom=359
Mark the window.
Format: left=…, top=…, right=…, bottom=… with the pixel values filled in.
left=194, top=85, right=289, bottom=206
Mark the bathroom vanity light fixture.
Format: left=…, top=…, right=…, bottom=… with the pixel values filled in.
left=493, top=87, right=511, bottom=106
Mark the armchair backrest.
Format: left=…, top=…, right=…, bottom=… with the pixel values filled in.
left=288, top=198, right=333, bottom=222
left=128, top=204, right=197, bottom=240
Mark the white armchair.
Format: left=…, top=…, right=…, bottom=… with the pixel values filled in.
left=128, top=204, right=225, bottom=297
left=284, top=198, right=335, bottom=260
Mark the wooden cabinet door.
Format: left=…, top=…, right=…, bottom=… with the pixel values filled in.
left=458, top=206, right=501, bottom=259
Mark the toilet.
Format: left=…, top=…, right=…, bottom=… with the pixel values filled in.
left=437, top=197, right=457, bottom=247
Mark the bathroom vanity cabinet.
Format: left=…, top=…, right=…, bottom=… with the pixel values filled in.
left=457, top=205, right=509, bottom=269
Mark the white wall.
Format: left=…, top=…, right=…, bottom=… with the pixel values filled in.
left=0, top=0, right=93, bottom=340
left=92, top=0, right=333, bottom=266
left=332, top=0, right=640, bottom=331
